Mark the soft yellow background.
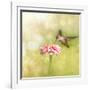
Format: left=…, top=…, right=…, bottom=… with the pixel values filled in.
left=22, top=12, right=80, bottom=77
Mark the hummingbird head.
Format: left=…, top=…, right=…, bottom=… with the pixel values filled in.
left=58, top=29, right=62, bottom=36
left=56, top=29, right=62, bottom=40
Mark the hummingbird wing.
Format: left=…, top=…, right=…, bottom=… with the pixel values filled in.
left=66, top=36, right=78, bottom=40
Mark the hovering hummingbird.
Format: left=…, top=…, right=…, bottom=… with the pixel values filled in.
left=55, top=30, right=78, bottom=48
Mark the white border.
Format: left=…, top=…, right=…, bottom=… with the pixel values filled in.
left=11, top=1, right=88, bottom=88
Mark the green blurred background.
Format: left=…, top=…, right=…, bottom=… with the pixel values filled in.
left=22, top=12, right=80, bottom=77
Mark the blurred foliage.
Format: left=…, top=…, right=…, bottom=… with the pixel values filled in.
left=22, top=12, right=80, bottom=77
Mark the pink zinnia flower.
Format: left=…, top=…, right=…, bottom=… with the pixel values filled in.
left=40, top=44, right=61, bottom=55
left=40, top=44, right=61, bottom=74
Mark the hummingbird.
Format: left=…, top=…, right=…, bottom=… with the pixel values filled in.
left=55, top=30, right=78, bottom=48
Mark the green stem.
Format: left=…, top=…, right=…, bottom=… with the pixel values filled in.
left=48, top=55, right=52, bottom=75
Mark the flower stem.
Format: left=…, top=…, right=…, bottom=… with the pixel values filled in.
left=48, top=55, right=52, bottom=75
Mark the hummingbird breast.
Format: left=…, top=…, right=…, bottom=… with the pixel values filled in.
left=58, top=36, right=65, bottom=42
